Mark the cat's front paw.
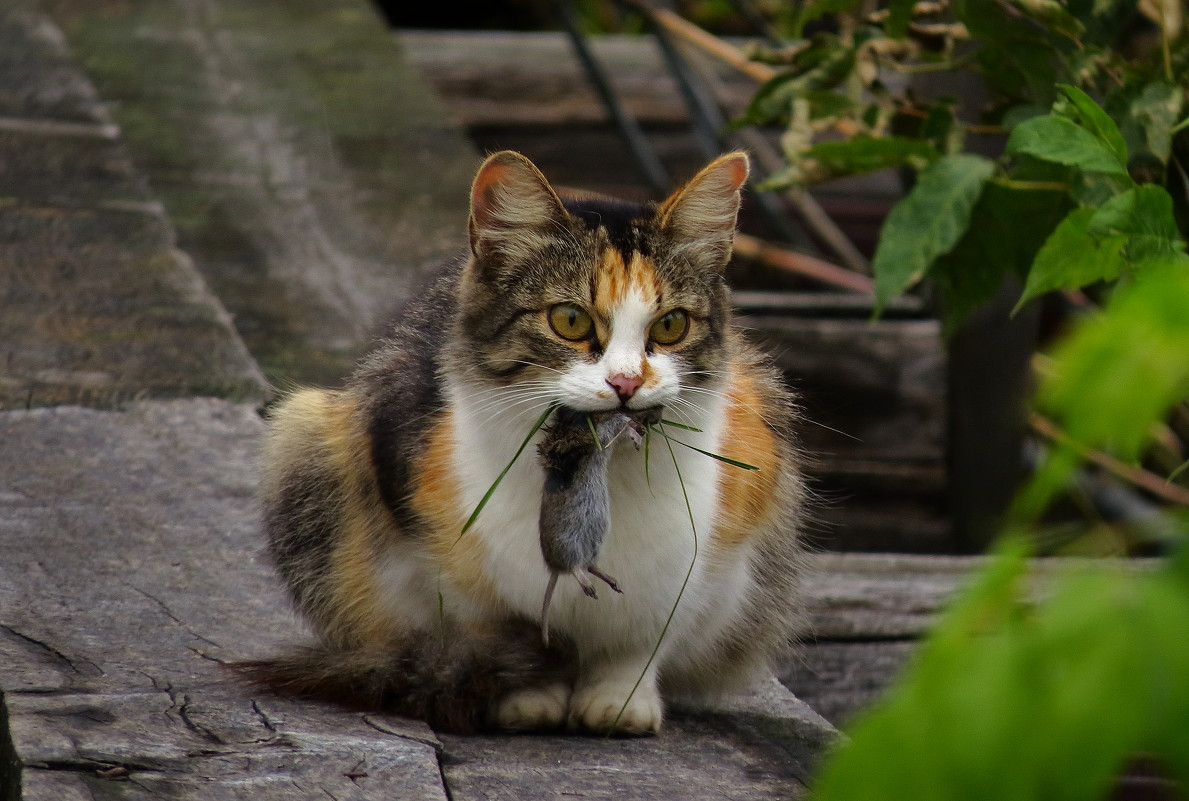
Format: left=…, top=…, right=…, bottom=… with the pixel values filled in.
left=494, top=682, right=571, bottom=732
left=568, top=681, right=662, bottom=736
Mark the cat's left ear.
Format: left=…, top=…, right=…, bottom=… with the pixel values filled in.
left=468, top=151, right=568, bottom=266
left=656, top=152, right=749, bottom=273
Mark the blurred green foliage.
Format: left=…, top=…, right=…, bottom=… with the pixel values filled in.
left=735, top=2, right=1189, bottom=797
left=812, top=538, right=1189, bottom=800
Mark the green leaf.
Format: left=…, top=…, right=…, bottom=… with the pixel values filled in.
left=1028, top=256, right=1189, bottom=507
left=585, top=413, right=604, bottom=450
left=659, top=419, right=702, bottom=432
left=1088, top=184, right=1185, bottom=262
left=960, top=0, right=1062, bottom=107
left=800, top=90, right=859, bottom=122
left=884, top=0, right=914, bottom=38
left=812, top=532, right=1189, bottom=801
left=1053, top=84, right=1129, bottom=168
left=800, top=135, right=940, bottom=182
left=736, top=35, right=855, bottom=126
left=872, top=154, right=997, bottom=308
left=786, top=0, right=862, bottom=38
left=1006, top=115, right=1130, bottom=177
left=1015, top=207, right=1128, bottom=310
left=934, top=176, right=1072, bottom=329
left=1006, top=0, right=1086, bottom=40
left=1129, top=82, right=1184, bottom=161
left=655, top=427, right=760, bottom=471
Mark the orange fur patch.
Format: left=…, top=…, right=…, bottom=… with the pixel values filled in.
left=411, top=412, right=502, bottom=609
left=709, top=366, right=781, bottom=554
left=289, top=392, right=405, bottom=647
left=593, top=250, right=663, bottom=387
left=593, top=249, right=628, bottom=322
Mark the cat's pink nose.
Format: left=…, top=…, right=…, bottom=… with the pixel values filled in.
left=607, top=374, right=642, bottom=403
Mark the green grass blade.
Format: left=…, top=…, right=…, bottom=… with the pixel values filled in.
left=586, top=413, right=604, bottom=450
left=659, top=419, right=703, bottom=432
left=644, top=424, right=652, bottom=488
left=609, top=422, right=699, bottom=734
left=655, top=428, right=760, bottom=471
left=459, top=403, right=557, bottom=538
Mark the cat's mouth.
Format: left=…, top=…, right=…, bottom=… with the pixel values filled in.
left=578, top=405, right=663, bottom=427
left=623, top=405, right=663, bottom=427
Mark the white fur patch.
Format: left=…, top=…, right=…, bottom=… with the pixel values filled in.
left=443, top=363, right=748, bottom=676
left=555, top=286, right=680, bottom=413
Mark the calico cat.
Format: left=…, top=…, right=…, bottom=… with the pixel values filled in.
left=242, top=150, right=805, bottom=735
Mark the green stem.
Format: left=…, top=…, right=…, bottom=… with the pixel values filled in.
left=609, top=421, right=699, bottom=734
left=459, top=403, right=557, bottom=539
left=657, top=430, right=760, bottom=471
left=991, top=177, right=1071, bottom=192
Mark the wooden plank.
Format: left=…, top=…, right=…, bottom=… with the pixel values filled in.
left=0, top=3, right=267, bottom=411
left=398, top=30, right=756, bottom=128
left=786, top=553, right=1162, bottom=726
left=738, top=312, right=949, bottom=551
left=47, top=0, right=479, bottom=389
left=0, top=399, right=450, bottom=800
left=778, top=641, right=917, bottom=727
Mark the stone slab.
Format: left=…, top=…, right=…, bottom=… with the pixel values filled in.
left=440, top=677, right=834, bottom=801
left=45, top=0, right=478, bottom=387
left=0, top=4, right=108, bottom=125
left=0, top=3, right=267, bottom=411
left=0, top=399, right=445, bottom=799
left=0, top=399, right=837, bottom=799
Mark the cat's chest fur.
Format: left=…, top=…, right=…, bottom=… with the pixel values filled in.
left=444, top=376, right=745, bottom=649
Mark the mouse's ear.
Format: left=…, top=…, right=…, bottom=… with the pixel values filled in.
left=656, top=152, right=749, bottom=274
left=468, top=151, right=568, bottom=265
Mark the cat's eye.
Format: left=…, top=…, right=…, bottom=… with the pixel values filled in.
left=649, top=310, right=689, bottom=346
left=548, top=303, right=594, bottom=341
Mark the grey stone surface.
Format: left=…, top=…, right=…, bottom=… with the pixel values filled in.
left=45, top=0, right=478, bottom=388
left=0, top=398, right=837, bottom=800
left=0, top=3, right=268, bottom=411
left=0, top=400, right=446, bottom=800
left=440, top=676, right=835, bottom=801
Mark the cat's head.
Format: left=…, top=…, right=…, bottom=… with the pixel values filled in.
left=452, top=150, right=748, bottom=418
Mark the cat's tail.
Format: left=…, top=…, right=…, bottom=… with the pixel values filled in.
left=232, top=619, right=575, bottom=734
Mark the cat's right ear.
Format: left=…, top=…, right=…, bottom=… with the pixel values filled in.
left=468, top=151, right=567, bottom=266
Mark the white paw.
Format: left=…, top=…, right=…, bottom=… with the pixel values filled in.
left=569, top=681, right=663, bottom=735
left=494, top=683, right=571, bottom=731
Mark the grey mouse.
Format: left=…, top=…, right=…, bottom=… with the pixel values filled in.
left=535, top=406, right=656, bottom=645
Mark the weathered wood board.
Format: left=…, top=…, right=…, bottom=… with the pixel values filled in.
left=0, top=3, right=267, bottom=411
left=44, top=0, right=479, bottom=389
left=0, top=400, right=451, bottom=800
left=0, top=399, right=837, bottom=800
left=398, top=29, right=756, bottom=128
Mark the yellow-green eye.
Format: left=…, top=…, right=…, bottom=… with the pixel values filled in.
left=548, top=303, right=594, bottom=341
left=650, top=309, right=689, bottom=346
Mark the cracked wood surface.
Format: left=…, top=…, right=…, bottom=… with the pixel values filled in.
left=0, top=400, right=449, bottom=800
left=0, top=399, right=837, bottom=799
